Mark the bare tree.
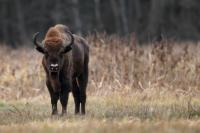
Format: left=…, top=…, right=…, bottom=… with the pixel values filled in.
left=52, top=0, right=62, bottom=23
left=134, top=0, right=142, bottom=32
left=94, top=0, right=104, bottom=31
left=15, top=0, right=28, bottom=43
left=1, top=0, right=8, bottom=43
left=110, top=0, right=121, bottom=34
left=0, top=0, right=200, bottom=45
left=71, top=0, right=82, bottom=35
left=147, top=0, right=166, bottom=38
left=119, top=0, right=128, bottom=35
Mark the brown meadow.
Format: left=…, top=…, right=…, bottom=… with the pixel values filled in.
left=0, top=34, right=200, bottom=133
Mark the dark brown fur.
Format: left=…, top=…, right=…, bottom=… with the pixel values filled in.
left=34, top=24, right=89, bottom=115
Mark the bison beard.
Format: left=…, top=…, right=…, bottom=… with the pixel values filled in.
left=33, top=24, right=89, bottom=116
left=50, top=72, right=61, bottom=92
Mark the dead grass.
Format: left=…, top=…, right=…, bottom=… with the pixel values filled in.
left=0, top=34, right=200, bottom=132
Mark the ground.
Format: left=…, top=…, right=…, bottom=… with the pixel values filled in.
left=0, top=35, right=200, bottom=133
left=0, top=95, right=200, bottom=133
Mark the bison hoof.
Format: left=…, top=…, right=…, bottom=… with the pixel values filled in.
left=61, top=111, right=66, bottom=116
left=52, top=111, right=58, bottom=115
left=60, top=113, right=66, bottom=117
left=81, top=112, right=85, bottom=115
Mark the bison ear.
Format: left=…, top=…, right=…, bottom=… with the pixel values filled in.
left=36, top=46, right=46, bottom=54
left=62, top=46, right=72, bottom=54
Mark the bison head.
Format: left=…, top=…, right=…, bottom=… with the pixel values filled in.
left=33, top=28, right=74, bottom=74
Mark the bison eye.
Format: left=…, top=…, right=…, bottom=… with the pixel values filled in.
left=59, top=52, right=64, bottom=57
left=45, top=52, right=49, bottom=58
left=59, top=54, right=63, bottom=58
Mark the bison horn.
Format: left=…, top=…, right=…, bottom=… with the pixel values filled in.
left=61, top=31, right=74, bottom=53
left=66, top=31, right=74, bottom=46
left=33, top=32, right=46, bottom=54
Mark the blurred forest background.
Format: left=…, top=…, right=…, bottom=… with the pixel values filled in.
left=0, top=0, right=200, bottom=46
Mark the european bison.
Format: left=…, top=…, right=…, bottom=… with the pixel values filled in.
left=33, top=24, right=89, bottom=115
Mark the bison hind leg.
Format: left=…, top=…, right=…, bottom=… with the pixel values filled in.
left=77, top=64, right=88, bottom=115
left=72, top=78, right=81, bottom=114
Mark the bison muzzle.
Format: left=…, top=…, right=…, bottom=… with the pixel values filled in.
left=33, top=24, right=89, bottom=115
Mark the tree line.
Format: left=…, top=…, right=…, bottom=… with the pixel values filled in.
left=0, top=0, right=200, bottom=46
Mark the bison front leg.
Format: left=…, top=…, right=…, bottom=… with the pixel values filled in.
left=46, top=80, right=59, bottom=115
left=60, top=78, right=71, bottom=116
left=60, top=89, right=69, bottom=116
left=51, top=93, right=59, bottom=115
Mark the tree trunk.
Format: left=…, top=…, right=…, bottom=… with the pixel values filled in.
left=147, top=0, right=166, bottom=38
left=110, top=0, right=121, bottom=34
left=15, top=0, right=28, bottom=44
left=52, top=0, right=62, bottom=23
left=119, top=0, right=128, bottom=35
left=71, top=0, right=82, bottom=35
left=134, top=0, right=142, bottom=32
left=94, top=0, right=104, bottom=31
left=1, top=0, right=8, bottom=43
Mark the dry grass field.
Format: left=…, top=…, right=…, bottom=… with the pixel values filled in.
left=0, top=34, right=200, bottom=133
